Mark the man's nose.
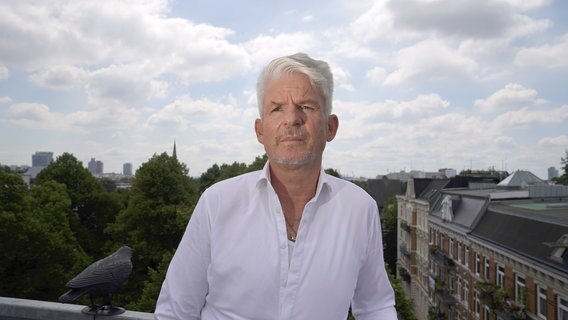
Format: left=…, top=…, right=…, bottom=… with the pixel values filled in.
left=284, top=106, right=305, bottom=126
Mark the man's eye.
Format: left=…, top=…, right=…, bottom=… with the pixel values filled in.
left=271, top=106, right=282, bottom=112
left=300, top=105, right=314, bottom=110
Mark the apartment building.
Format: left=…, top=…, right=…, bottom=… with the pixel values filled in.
left=400, top=170, right=568, bottom=320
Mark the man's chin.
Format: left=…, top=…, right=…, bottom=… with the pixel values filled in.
left=272, top=153, right=316, bottom=167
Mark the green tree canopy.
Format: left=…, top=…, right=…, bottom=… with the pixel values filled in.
left=106, top=153, right=198, bottom=308
left=35, top=152, right=118, bottom=257
left=555, top=150, right=568, bottom=185
left=0, top=171, right=89, bottom=301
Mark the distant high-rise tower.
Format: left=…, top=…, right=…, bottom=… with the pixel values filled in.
left=32, top=151, right=53, bottom=167
left=88, top=158, right=104, bottom=175
left=172, top=140, right=177, bottom=160
left=549, top=166, right=559, bottom=180
left=123, top=163, right=133, bottom=177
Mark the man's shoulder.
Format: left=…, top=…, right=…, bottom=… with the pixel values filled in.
left=205, top=170, right=262, bottom=194
left=324, top=174, right=375, bottom=204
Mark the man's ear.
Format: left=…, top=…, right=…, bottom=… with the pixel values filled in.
left=326, top=114, right=339, bottom=142
left=255, top=118, right=264, bottom=144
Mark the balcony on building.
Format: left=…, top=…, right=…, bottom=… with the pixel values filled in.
left=400, top=219, right=412, bottom=233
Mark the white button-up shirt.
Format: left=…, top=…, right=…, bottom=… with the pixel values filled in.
left=155, top=163, right=397, bottom=320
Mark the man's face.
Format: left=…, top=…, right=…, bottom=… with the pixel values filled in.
left=255, top=73, right=338, bottom=169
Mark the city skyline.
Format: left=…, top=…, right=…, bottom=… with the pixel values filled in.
left=1, top=1, right=567, bottom=179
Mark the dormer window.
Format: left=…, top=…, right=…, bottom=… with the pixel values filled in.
left=441, top=195, right=453, bottom=223
left=549, top=234, right=568, bottom=264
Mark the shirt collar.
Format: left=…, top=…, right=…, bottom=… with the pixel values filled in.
left=256, top=161, right=332, bottom=196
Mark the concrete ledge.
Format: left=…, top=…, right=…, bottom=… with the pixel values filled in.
left=0, top=297, right=153, bottom=320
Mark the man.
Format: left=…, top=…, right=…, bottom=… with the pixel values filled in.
left=155, top=53, right=397, bottom=319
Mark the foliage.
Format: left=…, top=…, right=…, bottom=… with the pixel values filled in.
left=389, top=271, right=417, bottom=320
left=477, top=282, right=507, bottom=311
left=106, top=152, right=197, bottom=305
left=35, top=152, right=116, bottom=257
left=554, top=150, right=568, bottom=185
left=131, top=250, right=174, bottom=312
left=0, top=171, right=89, bottom=301
left=380, top=197, right=398, bottom=274
left=325, top=168, right=341, bottom=178
left=460, top=168, right=509, bottom=180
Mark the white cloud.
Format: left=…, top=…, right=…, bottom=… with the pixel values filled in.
left=0, top=65, right=8, bottom=80
left=0, top=96, right=12, bottom=105
left=244, top=32, right=317, bottom=67
left=514, top=34, right=568, bottom=68
left=494, top=136, right=517, bottom=149
left=493, top=105, right=568, bottom=128
left=332, top=67, right=354, bottom=91
left=333, top=94, right=450, bottom=140
left=384, top=40, right=478, bottom=85
left=350, top=0, right=549, bottom=44
left=87, top=63, right=168, bottom=106
left=474, top=83, right=546, bottom=113
left=538, top=135, right=568, bottom=147
left=365, top=67, right=388, bottom=85
left=8, top=102, right=139, bottom=132
left=0, top=1, right=250, bottom=83
left=350, top=0, right=393, bottom=42
left=302, top=15, right=314, bottom=22
left=145, top=95, right=251, bottom=133
left=494, top=0, right=550, bottom=11
left=29, top=65, right=87, bottom=90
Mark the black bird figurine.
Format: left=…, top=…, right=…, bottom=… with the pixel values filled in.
left=58, top=246, right=133, bottom=315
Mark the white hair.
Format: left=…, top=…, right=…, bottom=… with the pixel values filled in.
left=256, top=53, right=334, bottom=117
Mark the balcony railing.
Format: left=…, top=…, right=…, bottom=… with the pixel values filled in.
left=400, top=244, right=412, bottom=257
left=429, top=245, right=455, bottom=269
left=435, top=288, right=457, bottom=305
left=400, top=220, right=412, bottom=232
left=0, top=296, right=153, bottom=320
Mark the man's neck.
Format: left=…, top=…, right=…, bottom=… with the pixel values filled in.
left=269, top=163, right=320, bottom=220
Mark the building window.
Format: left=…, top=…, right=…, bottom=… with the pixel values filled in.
left=450, top=238, right=455, bottom=259
left=515, top=274, right=526, bottom=305
left=484, top=257, right=490, bottom=280
left=463, top=281, right=469, bottom=308
left=483, top=306, right=490, bottom=320
left=475, top=253, right=481, bottom=275
left=458, top=242, right=463, bottom=264
left=465, top=246, right=470, bottom=267
left=537, top=284, right=547, bottom=318
left=558, top=295, right=568, bottom=320
left=497, top=264, right=505, bottom=287
left=474, top=290, right=480, bottom=316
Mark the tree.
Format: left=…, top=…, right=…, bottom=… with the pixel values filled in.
left=132, top=251, right=174, bottom=312
left=380, top=197, right=398, bottom=275
left=106, top=153, right=197, bottom=308
left=35, top=152, right=117, bottom=257
left=0, top=171, right=89, bottom=301
left=246, top=154, right=268, bottom=172
left=325, top=168, right=341, bottom=178
left=555, top=150, right=568, bottom=185
left=198, top=155, right=268, bottom=193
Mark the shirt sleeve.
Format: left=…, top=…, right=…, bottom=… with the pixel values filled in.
left=351, top=204, right=398, bottom=320
left=155, top=192, right=212, bottom=320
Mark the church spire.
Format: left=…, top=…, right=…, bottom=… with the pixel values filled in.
left=172, top=140, right=177, bottom=160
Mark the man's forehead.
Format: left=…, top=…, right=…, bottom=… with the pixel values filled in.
left=265, top=74, right=319, bottom=97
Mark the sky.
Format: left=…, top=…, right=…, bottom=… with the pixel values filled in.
left=0, top=0, right=567, bottom=179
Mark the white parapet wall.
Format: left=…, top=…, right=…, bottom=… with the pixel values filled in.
left=0, top=297, right=154, bottom=320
